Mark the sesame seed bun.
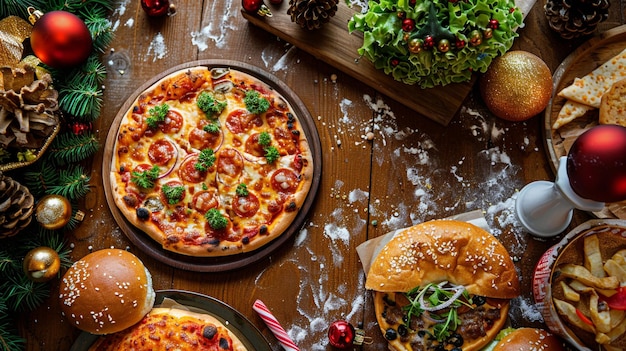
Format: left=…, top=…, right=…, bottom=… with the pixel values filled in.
left=365, top=219, right=519, bottom=298
left=493, top=328, right=566, bottom=351
left=58, top=249, right=155, bottom=335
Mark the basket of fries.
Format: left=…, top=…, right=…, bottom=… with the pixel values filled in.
left=533, top=219, right=626, bottom=351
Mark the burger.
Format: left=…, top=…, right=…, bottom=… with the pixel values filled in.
left=488, top=328, right=566, bottom=351
left=58, top=249, right=156, bottom=334
left=366, top=220, right=520, bottom=351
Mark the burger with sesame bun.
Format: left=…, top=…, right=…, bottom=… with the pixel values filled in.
left=486, top=327, right=566, bottom=351
left=366, top=220, right=520, bottom=351
left=58, top=249, right=155, bottom=335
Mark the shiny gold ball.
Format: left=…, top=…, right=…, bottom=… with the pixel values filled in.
left=23, top=246, right=61, bottom=282
left=35, top=194, right=72, bottom=230
left=479, top=51, right=553, bottom=121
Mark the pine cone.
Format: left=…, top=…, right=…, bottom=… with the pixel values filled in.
left=0, top=171, right=34, bottom=238
left=288, top=0, right=339, bottom=30
left=545, top=0, right=609, bottom=39
left=0, top=65, right=60, bottom=150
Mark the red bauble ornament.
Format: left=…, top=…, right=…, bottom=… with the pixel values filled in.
left=30, top=10, right=92, bottom=68
left=242, top=0, right=272, bottom=16
left=567, top=124, right=626, bottom=203
left=141, top=0, right=176, bottom=17
left=328, top=320, right=355, bottom=349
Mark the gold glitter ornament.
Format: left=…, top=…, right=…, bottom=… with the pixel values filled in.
left=23, top=246, right=61, bottom=282
left=479, top=51, right=553, bottom=121
left=34, top=194, right=72, bottom=230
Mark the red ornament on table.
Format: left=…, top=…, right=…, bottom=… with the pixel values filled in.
left=141, top=0, right=177, bottom=17
left=28, top=9, right=92, bottom=68
left=567, top=124, right=626, bottom=203
left=242, top=0, right=273, bottom=17
left=328, top=320, right=355, bottom=349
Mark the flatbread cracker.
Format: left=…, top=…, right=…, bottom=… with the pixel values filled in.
left=558, top=48, right=626, bottom=108
left=553, top=100, right=594, bottom=129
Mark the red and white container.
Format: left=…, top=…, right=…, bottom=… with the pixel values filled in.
left=533, top=219, right=626, bottom=350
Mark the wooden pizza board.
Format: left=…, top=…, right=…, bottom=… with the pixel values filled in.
left=242, top=0, right=536, bottom=126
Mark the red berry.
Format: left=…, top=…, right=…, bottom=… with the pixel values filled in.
left=488, top=19, right=499, bottom=29
left=391, top=58, right=400, bottom=66
left=455, top=39, right=466, bottom=49
left=402, top=18, right=415, bottom=32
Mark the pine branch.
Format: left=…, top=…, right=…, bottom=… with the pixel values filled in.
left=46, top=165, right=91, bottom=201
left=62, top=56, right=107, bottom=89
left=41, top=0, right=113, bottom=13
left=0, top=0, right=45, bottom=18
left=58, top=83, right=103, bottom=121
left=0, top=307, right=25, bottom=351
left=49, top=132, right=100, bottom=166
left=83, top=8, right=115, bottom=53
left=3, top=275, right=50, bottom=312
left=22, top=161, right=59, bottom=198
left=37, top=230, right=73, bottom=269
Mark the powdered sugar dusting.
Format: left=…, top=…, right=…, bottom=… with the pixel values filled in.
left=190, top=0, right=237, bottom=50
left=146, top=33, right=167, bottom=62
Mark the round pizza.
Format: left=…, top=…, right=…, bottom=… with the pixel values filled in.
left=109, top=66, right=314, bottom=257
left=88, top=307, right=248, bottom=351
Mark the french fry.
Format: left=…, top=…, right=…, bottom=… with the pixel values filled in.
left=569, top=279, right=595, bottom=293
left=610, top=309, right=626, bottom=329
left=560, top=264, right=620, bottom=290
left=604, top=259, right=626, bottom=283
left=585, top=234, right=606, bottom=278
left=561, top=280, right=581, bottom=301
left=554, top=298, right=596, bottom=333
left=590, top=291, right=612, bottom=333
left=606, top=315, right=626, bottom=342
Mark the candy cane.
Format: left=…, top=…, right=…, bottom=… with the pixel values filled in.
left=253, top=299, right=300, bottom=351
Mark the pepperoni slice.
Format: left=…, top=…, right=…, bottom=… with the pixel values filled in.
left=159, top=109, right=183, bottom=134
left=271, top=168, right=299, bottom=193
left=226, top=109, right=263, bottom=134
left=148, top=139, right=177, bottom=166
left=179, top=155, right=208, bottom=183
left=244, top=133, right=265, bottom=157
left=265, top=108, right=287, bottom=129
left=216, top=148, right=244, bottom=183
left=274, top=127, right=297, bottom=154
left=191, top=190, right=218, bottom=213
left=232, top=193, right=260, bottom=218
left=188, top=120, right=222, bottom=151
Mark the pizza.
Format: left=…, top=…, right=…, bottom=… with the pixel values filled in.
left=109, top=66, right=314, bottom=257
left=89, top=307, right=248, bottom=351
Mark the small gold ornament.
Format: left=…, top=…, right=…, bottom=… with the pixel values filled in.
left=23, top=246, right=61, bottom=282
left=408, top=38, right=423, bottom=54
left=483, top=28, right=493, bottom=39
left=438, top=39, right=450, bottom=53
left=35, top=194, right=72, bottom=230
left=469, top=30, right=482, bottom=46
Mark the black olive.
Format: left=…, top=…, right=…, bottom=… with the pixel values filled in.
left=218, top=337, right=230, bottom=349
left=259, top=225, right=268, bottom=235
left=385, top=328, right=397, bottom=340
left=434, top=344, right=446, bottom=351
left=136, top=207, right=150, bottom=220
left=202, top=325, right=217, bottom=339
left=451, top=348, right=462, bottom=351
left=397, top=324, right=408, bottom=337
left=242, top=236, right=250, bottom=245
left=417, top=330, right=427, bottom=337
left=447, top=333, right=463, bottom=347
left=473, top=295, right=486, bottom=306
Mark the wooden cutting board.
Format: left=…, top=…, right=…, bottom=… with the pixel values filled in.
left=242, top=0, right=535, bottom=126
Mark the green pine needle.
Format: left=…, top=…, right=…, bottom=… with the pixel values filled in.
left=0, top=312, right=25, bottom=351
left=50, top=132, right=100, bottom=165
left=42, top=0, right=113, bottom=12
left=3, top=275, right=50, bottom=312
left=83, top=9, right=114, bottom=53
left=46, top=165, right=91, bottom=201
left=23, top=162, right=59, bottom=198
left=59, top=84, right=103, bottom=121
left=0, top=0, right=45, bottom=18
left=62, top=56, right=107, bottom=89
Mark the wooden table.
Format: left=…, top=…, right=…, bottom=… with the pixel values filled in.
left=15, top=0, right=625, bottom=349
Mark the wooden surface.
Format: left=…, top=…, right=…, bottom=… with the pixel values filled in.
left=12, top=0, right=626, bottom=350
